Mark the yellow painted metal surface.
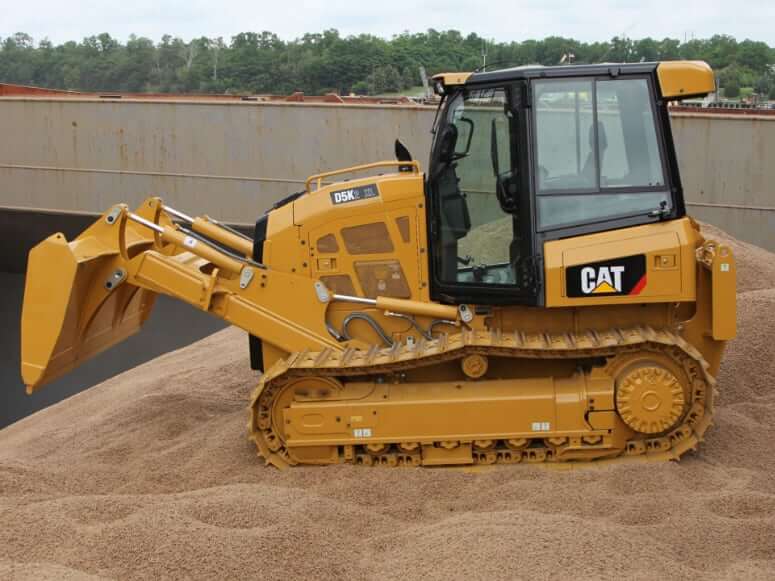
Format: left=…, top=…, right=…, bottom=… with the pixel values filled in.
left=295, top=171, right=431, bottom=308
left=250, top=326, right=715, bottom=467
left=711, top=245, right=736, bottom=340
left=657, top=61, right=715, bottom=100
left=18, top=175, right=462, bottom=393
left=374, top=297, right=458, bottom=321
left=192, top=217, right=253, bottom=257
left=691, top=241, right=737, bottom=341
left=431, top=72, right=473, bottom=86
left=544, top=219, right=699, bottom=307
left=283, top=374, right=611, bottom=447
left=21, top=206, right=163, bottom=391
left=20, top=197, right=344, bottom=392
left=304, top=160, right=420, bottom=193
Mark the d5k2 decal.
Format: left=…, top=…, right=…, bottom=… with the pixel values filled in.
left=330, top=184, right=379, bottom=205
left=566, top=254, right=647, bottom=297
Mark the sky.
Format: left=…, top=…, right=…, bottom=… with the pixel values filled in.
left=2, top=0, right=774, bottom=46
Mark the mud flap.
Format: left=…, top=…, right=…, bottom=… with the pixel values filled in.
left=20, top=233, right=156, bottom=393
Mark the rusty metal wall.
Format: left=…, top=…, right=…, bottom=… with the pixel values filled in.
left=670, top=113, right=775, bottom=251
left=0, top=97, right=435, bottom=225
left=0, top=98, right=772, bottom=250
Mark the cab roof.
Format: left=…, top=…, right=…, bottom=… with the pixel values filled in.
left=432, top=60, right=715, bottom=100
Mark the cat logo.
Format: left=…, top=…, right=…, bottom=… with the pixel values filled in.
left=565, top=255, right=647, bottom=298
left=581, top=266, right=625, bottom=294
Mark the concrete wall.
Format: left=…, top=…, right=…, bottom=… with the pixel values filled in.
left=0, top=97, right=772, bottom=250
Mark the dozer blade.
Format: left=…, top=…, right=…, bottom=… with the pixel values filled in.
left=21, top=232, right=156, bottom=393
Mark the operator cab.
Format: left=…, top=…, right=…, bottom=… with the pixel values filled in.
left=426, top=61, right=714, bottom=306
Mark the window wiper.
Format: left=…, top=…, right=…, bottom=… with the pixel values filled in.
left=647, top=201, right=671, bottom=219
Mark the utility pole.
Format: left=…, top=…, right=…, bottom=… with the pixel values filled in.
left=419, top=65, right=431, bottom=100
left=210, top=38, right=221, bottom=82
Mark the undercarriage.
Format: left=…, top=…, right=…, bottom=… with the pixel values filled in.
left=250, top=326, right=713, bottom=467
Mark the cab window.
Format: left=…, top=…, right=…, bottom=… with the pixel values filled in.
left=534, top=77, right=669, bottom=230
left=433, top=87, right=524, bottom=287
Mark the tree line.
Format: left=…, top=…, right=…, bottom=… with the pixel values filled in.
left=1, top=30, right=773, bottom=98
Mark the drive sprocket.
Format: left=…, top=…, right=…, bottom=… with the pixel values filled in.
left=616, top=364, right=686, bottom=434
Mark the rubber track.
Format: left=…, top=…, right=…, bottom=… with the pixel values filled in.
left=248, top=325, right=715, bottom=468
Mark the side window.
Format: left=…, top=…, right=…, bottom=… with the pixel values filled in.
left=534, top=80, right=595, bottom=191
left=534, top=77, right=669, bottom=230
left=453, top=89, right=513, bottom=271
left=597, top=79, right=664, bottom=188
left=433, top=87, right=524, bottom=287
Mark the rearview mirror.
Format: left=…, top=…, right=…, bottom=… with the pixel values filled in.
left=454, top=117, right=474, bottom=158
left=438, top=118, right=474, bottom=163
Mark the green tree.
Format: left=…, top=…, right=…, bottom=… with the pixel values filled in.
left=634, top=38, right=659, bottom=62
left=718, top=65, right=741, bottom=88
left=351, top=80, right=369, bottom=95
left=0, top=30, right=772, bottom=98
left=754, top=75, right=771, bottom=97
left=657, top=38, right=681, bottom=60
left=737, top=40, right=770, bottom=73
left=121, top=36, right=155, bottom=92
left=724, top=77, right=741, bottom=98
left=401, top=67, right=418, bottom=89
left=367, top=64, right=402, bottom=94
left=708, top=34, right=738, bottom=69
left=607, top=36, right=634, bottom=62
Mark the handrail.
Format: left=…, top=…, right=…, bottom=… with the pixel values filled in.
left=305, top=160, right=420, bottom=192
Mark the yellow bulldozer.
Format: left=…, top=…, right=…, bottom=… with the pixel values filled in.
left=21, top=61, right=736, bottom=468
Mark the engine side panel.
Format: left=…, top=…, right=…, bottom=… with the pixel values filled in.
left=258, top=172, right=430, bottom=370
left=544, top=218, right=700, bottom=307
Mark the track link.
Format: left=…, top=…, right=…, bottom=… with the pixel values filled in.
left=248, top=326, right=715, bottom=468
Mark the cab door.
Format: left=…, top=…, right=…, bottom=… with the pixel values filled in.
left=427, top=82, right=538, bottom=306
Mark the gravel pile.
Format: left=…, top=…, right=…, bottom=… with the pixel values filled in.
left=1, top=224, right=773, bottom=580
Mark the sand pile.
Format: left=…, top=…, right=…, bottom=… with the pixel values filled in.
left=1, top=224, right=775, bottom=580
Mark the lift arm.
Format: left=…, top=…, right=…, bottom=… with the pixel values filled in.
left=20, top=197, right=348, bottom=393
